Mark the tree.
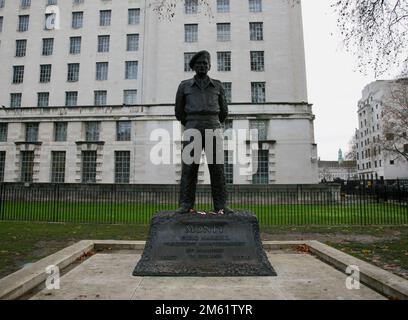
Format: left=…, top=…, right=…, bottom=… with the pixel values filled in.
left=345, top=133, right=358, bottom=161
left=320, top=166, right=334, bottom=182
left=149, top=0, right=213, bottom=20
left=332, top=0, right=408, bottom=77
left=378, top=79, right=408, bottom=162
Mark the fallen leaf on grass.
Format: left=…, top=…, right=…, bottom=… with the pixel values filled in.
left=361, top=249, right=371, bottom=255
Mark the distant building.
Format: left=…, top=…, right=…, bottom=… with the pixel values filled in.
left=355, top=80, right=408, bottom=180
left=318, top=159, right=357, bottom=182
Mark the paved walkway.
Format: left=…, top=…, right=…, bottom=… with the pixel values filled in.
left=30, top=251, right=385, bottom=300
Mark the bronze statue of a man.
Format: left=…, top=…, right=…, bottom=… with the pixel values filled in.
left=175, top=50, right=233, bottom=214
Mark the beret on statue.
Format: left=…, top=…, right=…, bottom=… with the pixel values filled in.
left=189, top=50, right=211, bottom=69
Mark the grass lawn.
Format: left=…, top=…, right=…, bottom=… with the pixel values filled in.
left=0, top=221, right=149, bottom=279
left=0, top=221, right=407, bottom=281
left=1, top=201, right=407, bottom=225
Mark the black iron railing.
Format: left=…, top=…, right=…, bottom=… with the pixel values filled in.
left=0, top=182, right=407, bottom=226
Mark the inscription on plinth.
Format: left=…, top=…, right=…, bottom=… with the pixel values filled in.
left=133, top=211, right=276, bottom=276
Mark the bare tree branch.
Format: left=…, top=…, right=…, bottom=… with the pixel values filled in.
left=332, top=0, right=408, bottom=76
left=374, top=79, right=408, bottom=162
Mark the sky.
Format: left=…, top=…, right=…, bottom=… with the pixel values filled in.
left=301, top=0, right=376, bottom=160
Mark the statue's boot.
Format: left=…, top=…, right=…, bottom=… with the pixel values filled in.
left=175, top=204, right=192, bottom=214
left=215, top=206, right=234, bottom=215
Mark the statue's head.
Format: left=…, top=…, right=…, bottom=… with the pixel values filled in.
left=190, top=50, right=211, bottom=76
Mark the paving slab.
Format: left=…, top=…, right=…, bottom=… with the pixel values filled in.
left=30, top=252, right=385, bottom=300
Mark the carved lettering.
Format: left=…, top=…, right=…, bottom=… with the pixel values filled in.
left=185, top=224, right=224, bottom=234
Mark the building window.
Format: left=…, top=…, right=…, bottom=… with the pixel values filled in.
left=115, top=151, right=130, bottom=183
left=0, top=123, right=7, bottom=142
left=54, top=122, right=67, bottom=141
left=249, top=0, right=262, bottom=12
left=20, top=0, right=31, bottom=8
left=125, top=61, right=138, bottom=79
left=94, top=90, right=107, bottom=106
left=217, top=23, right=230, bottom=42
left=67, top=63, right=79, bottom=82
left=18, top=15, right=29, bottom=32
left=185, top=24, right=198, bottom=42
left=123, top=90, right=137, bottom=105
left=224, top=150, right=233, bottom=184
left=0, top=17, right=3, bottom=33
left=223, top=119, right=233, bottom=131
left=250, top=119, right=268, bottom=140
left=217, top=51, right=231, bottom=71
left=249, top=22, right=263, bottom=40
left=217, top=0, right=230, bottom=13
left=222, top=82, right=232, bottom=103
left=20, top=151, right=34, bottom=182
left=127, top=34, right=139, bottom=51
left=44, top=12, right=56, bottom=30
left=185, top=0, right=198, bottom=14
left=85, top=122, right=100, bottom=141
left=251, top=82, right=265, bottom=103
left=223, top=119, right=233, bottom=140
left=96, top=62, right=108, bottom=80
left=184, top=52, right=196, bottom=72
left=0, top=0, right=4, bottom=8
left=13, top=65, right=24, bottom=84
left=69, top=36, right=81, bottom=54
left=10, top=93, right=22, bottom=107
left=72, top=12, right=83, bottom=29
left=390, top=160, right=395, bottom=165
left=128, top=8, right=140, bottom=25
left=40, top=64, right=52, bottom=83
left=117, top=121, right=131, bottom=141
left=250, top=51, right=264, bottom=71
left=25, top=123, right=39, bottom=142
left=81, top=151, right=97, bottom=183
left=97, top=35, right=110, bottom=52
left=0, top=151, right=5, bottom=182
left=99, top=10, right=111, bottom=26
left=42, top=38, right=54, bottom=55
left=37, top=92, right=49, bottom=107
left=51, top=151, right=65, bottom=183
left=65, top=91, right=78, bottom=106
left=253, top=150, right=268, bottom=184
left=15, top=39, right=27, bottom=57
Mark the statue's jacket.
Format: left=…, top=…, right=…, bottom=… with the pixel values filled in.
left=175, top=76, right=229, bottom=127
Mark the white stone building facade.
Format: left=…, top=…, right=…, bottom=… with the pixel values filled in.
left=318, top=160, right=357, bottom=182
left=0, top=0, right=318, bottom=184
left=356, top=80, right=408, bottom=180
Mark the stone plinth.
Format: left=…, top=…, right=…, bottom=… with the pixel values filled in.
left=132, top=211, right=276, bottom=276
